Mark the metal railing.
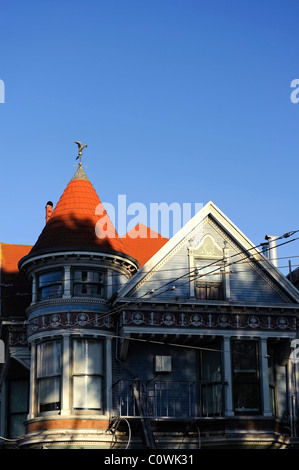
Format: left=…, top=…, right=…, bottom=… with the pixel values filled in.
left=113, top=380, right=225, bottom=419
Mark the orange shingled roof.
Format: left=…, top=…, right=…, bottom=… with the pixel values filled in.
left=1, top=243, right=32, bottom=273
left=121, top=223, right=169, bottom=267
left=29, top=167, right=126, bottom=256
left=1, top=243, right=32, bottom=316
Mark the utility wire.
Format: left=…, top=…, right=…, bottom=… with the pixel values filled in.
left=83, top=234, right=299, bottom=323
left=1, top=234, right=298, bottom=318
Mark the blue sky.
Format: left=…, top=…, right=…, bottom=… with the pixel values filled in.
left=0, top=0, right=298, bottom=275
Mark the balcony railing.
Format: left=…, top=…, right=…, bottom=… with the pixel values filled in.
left=113, top=380, right=225, bottom=419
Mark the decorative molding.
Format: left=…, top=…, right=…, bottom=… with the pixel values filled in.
left=189, top=234, right=224, bottom=259
left=27, top=312, right=115, bottom=337
left=127, top=218, right=209, bottom=296
left=208, top=219, right=292, bottom=303
left=27, top=295, right=108, bottom=314
left=120, top=309, right=296, bottom=331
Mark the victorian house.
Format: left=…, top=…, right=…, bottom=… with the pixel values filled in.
left=1, top=152, right=299, bottom=449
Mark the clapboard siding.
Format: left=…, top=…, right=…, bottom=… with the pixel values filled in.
left=128, top=218, right=290, bottom=304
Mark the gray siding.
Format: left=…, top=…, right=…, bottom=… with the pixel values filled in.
left=128, top=218, right=290, bottom=304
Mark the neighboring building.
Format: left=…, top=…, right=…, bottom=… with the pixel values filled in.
left=288, top=267, right=299, bottom=290
left=1, top=157, right=299, bottom=449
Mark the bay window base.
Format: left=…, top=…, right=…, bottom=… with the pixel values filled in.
left=19, top=415, right=113, bottom=449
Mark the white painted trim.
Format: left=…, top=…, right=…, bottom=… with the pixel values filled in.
left=116, top=201, right=299, bottom=303
left=20, top=250, right=138, bottom=271
left=119, top=325, right=296, bottom=340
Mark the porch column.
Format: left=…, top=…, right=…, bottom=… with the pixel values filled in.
left=222, top=336, right=234, bottom=416
left=260, top=338, right=272, bottom=416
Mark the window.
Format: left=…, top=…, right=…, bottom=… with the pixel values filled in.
left=38, top=270, right=63, bottom=300
left=72, top=338, right=103, bottom=411
left=232, top=340, right=260, bottom=414
left=154, top=355, right=172, bottom=373
left=199, top=343, right=223, bottom=416
left=8, top=379, right=29, bottom=438
left=195, top=259, right=223, bottom=300
left=37, top=340, right=61, bottom=413
left=73, top=269, right=104, bottom=297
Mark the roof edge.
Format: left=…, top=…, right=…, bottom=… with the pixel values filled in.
left=18, top=246, right=140, bottom=271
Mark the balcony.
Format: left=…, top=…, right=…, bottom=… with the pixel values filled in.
left=113, top=380, right=225, bottom=419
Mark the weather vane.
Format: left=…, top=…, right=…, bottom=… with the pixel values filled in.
left=74, top=141, right=88, bottom=166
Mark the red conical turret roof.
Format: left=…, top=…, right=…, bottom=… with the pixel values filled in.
left=29, top=165, right=126, bottom=256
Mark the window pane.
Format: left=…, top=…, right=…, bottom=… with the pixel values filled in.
left=232, top=340, right=260, bottom=413
left=39, top=271, right=62, bottom=286
left=73, top=283, right=103, bottom=296
left=201, top=347, right=222, bottom=382
left=73, top=339, right=103, bottom=375
left=8, top=380, right=29, bottom=438
left=196, top=284, right=221, bottom=300
left=39, top=284, right=62, bottom=299
left=38, top=271, right=62, bottom=299
left=73, top=376, right=102, bottom=410
left=233, top=383, right=260, bottom=411
left=232, top=341, right=258, bottom=372
left=9, top=414, right=27, bottom=439
left=39, top=377, right=61, bottom=411
left=37, top=341, right=61, bottom=377
left=72, top=270, right=104, bottom=297
left=196, top=260, right=221, bottom=282
left=9, top=380, right=29, bottom=413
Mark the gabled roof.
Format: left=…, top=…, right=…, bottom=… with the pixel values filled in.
left=28, top=166, right=127, bottom=257
left=121, top=223, right=169, bottom=267
left=116, top=201, right=299, bottom=303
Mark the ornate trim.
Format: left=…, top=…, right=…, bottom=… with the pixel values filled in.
left=208, top=219, right=291, bottom=303
left=27, top=311, right=115, bottom=337
left=127, top=218, right=209, bottom=296
left=121, top=309, right=296, bottom=331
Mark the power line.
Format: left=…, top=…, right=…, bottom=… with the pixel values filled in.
left=88, top=234, right=299, bottom=322
left=1, top=234, right=298, bottom=315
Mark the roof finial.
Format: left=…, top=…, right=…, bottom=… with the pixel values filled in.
left=74, top=141, right=88, bottom=166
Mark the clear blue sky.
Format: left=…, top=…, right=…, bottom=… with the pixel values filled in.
left=0, top=0, right=298, bottom=275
